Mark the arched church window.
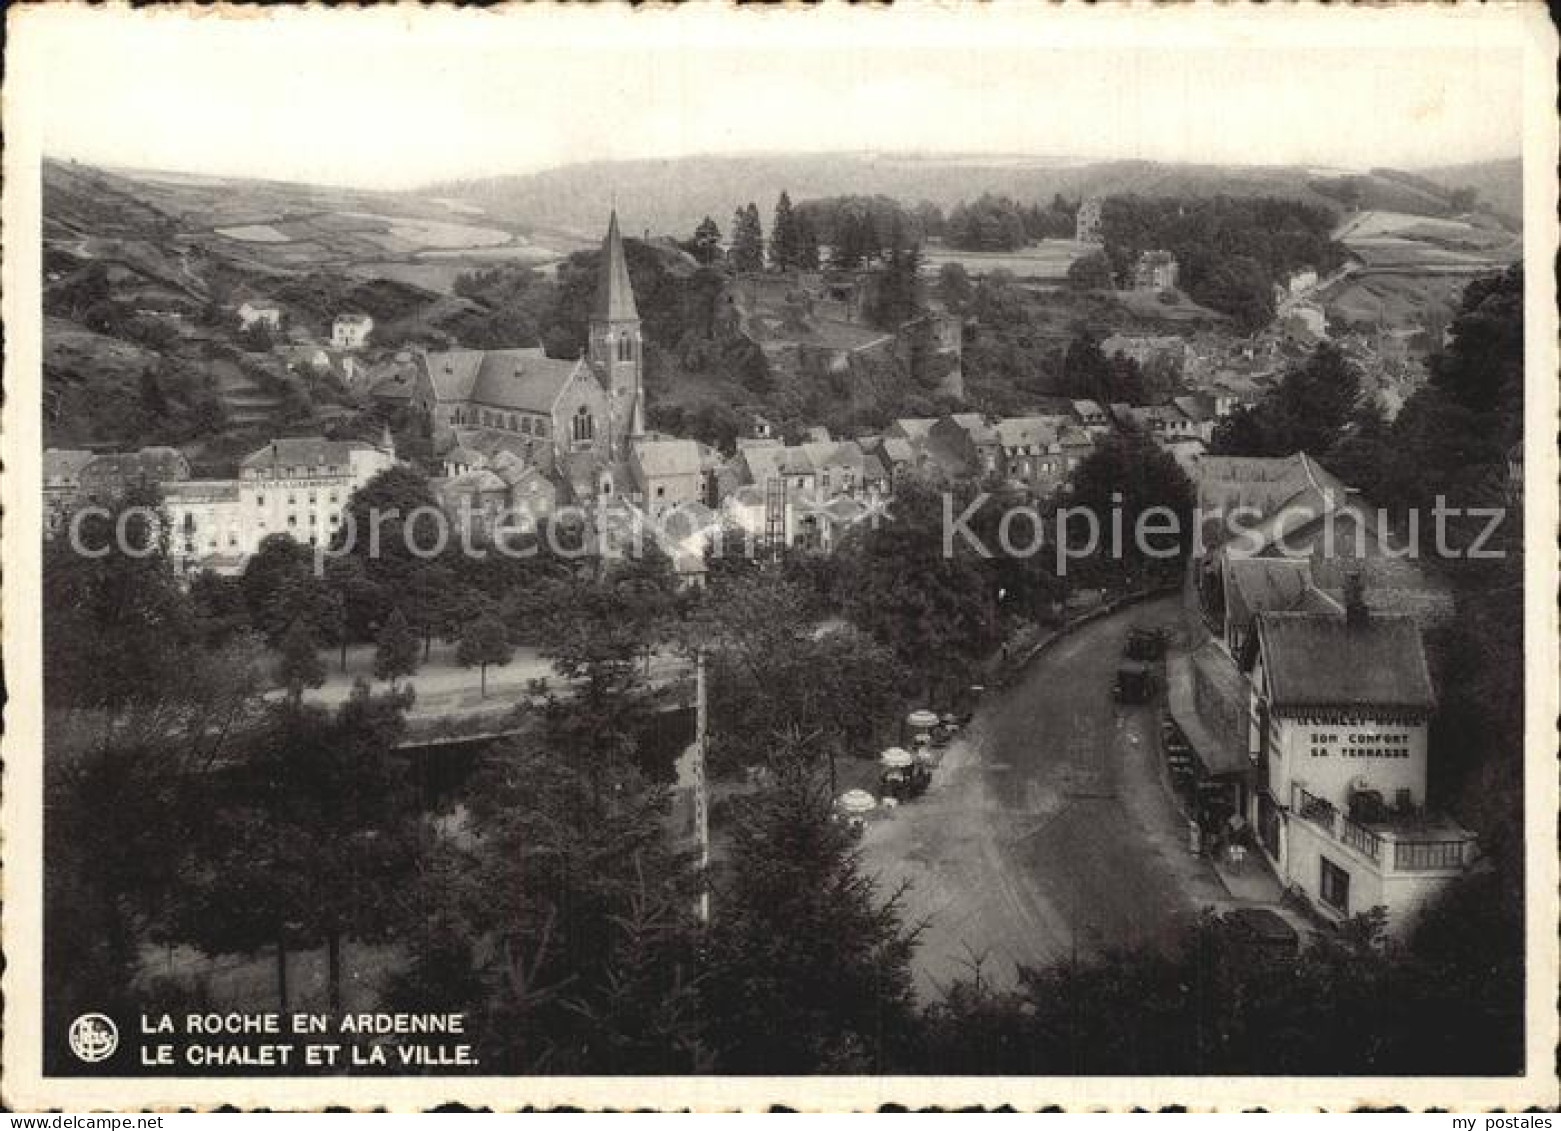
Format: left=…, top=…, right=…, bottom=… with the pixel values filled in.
left=572, top=405, right=595, bottom=443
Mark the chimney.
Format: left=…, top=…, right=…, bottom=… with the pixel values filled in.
left=1344, top=569, right=1368, bottom=629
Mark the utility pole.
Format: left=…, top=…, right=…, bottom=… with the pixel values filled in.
left=694, top=649, right=711, bottom=924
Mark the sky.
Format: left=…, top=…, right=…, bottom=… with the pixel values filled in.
left=15, top=4, right=1531, bottom=191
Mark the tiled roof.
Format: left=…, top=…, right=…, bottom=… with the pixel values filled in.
left=889, top=418, right=936, bottom=440
left=420, top=348, right=584, bottom=413
left=800, top=440, right=865, bottom=471
left=945, top=413, right=999, bottom=444
left=633, top=438, right=703, bottom=479
left=1256, top=611, right=1434, bottom=712
left=240, top=437, right=370, bottom=471
left=1224, top=557, right=1315, bottom=632
left=995, top=415, right=1064, bottom=451
left=44, top=449, right=97, bottom=481
left=163, top=479, right=241, bottom=503
left=82, top=448, right=190, bottom=483
left=1195, top=452, right=1346, bottom=524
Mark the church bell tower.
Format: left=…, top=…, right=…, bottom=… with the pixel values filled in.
left=588, top=210, right=643, bottom=455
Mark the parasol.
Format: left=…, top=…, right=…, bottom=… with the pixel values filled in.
left=836, top=789, right=877, bottom=815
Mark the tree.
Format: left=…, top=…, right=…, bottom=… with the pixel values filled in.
left=456, top=613, right=513, bottom=698
left=838, top=480, right=1001, bottom=703
left=1066, top=250, right=1114, bottom=290
left=869, top=222, right=923, bottom=331
left=275, top=620, right=326, bottom=709
left=238, top=319, right=275, bottom=352
left=44, top=482, right=197, bottom=713
left=168, top=685, right=417, bottom=1014
left=1067, top=429, right=1195, bottom=589
left=770, top=190, right=800, bottom=270
left=687, top=573, right=907, bottom=786
left=1211, top=342, right=1362, bottom=457
left=374, top=607, right=420, bottom=686
left=701, top=773, right=920, bottom=1072
left=730, top=203, right=764, bottom=274
left=935, top=262, right=973, bottom=312
left=44, top=523, right=263, bottom=1070
left=796, top=211, right=822, bottom=270
left=387, top=745, right=708, bottom=1072
left=691, top=216, right=723, bottom=266
left=829, top=209, right=868, bottom=269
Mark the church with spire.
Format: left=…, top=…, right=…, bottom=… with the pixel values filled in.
left=588, top=209, right=645, bottom=447
left=406, top=212, right=709, bottom=520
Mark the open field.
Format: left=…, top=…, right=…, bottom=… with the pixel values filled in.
left=1338, top=208, right=1520, bottom=273
left=922, top=239, right=1094, bottom=280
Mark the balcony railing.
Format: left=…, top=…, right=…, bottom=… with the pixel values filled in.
left=1393, top=839, right=1467, bottom=871
left=1294, top=787, right=1336, bottom=834
left=1340, top=817, right=1383, bottom=862
left=1293, top=785, right=1471, bottom=873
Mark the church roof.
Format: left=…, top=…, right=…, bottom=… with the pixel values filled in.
left=594, top=210, right=639, bottom=324
left=419, top=348, right=583, bottom=413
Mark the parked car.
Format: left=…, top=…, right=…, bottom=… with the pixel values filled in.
left=1220, top=908, right=1300, bottom=961
left=1113, top=662, right=1156, bottom=703
left=1123, top=626, right=1169, bottom=662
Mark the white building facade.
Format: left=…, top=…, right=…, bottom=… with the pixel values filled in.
left=163, top=437, right=395, bottom=573
left=1246, top=603, right=1477, bottom=934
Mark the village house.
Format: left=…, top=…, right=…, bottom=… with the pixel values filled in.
left=43, top=449, right=102, bottom=532
left=630, top=438, right=706, bottom=518
left=237, top=301, right=282, bottom=331
left=1128, top=250, right=1179, bottom=291
left=993, top=416, right=1095, bottom=496
left=927, top=413, right=1002, bottom=480
left=1101, top=333, right=1188, bottom=376
left=75, top=446, right=191, bottom=503
left=861, top=435, right=920, bottom=491
left=1070, top=399, right=1110, bottom=430
left=885, top=417, right=937, bottom=442
left=1274, top=267, right=1320, bottom=304
left=1243, top=584, right=1477, bottom=935
left=331, top=312, right=374, bottom=351
left=799, top=440, right=871, bottom=499
left=1119, top=403, right=1200, bottom=443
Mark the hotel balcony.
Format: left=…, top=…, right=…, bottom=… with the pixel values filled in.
left=1292, top=785, right=1478, bottom=875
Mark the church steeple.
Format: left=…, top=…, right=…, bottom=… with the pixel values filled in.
left=594, top=210, right=640, bottom=324
left=589, top=210, right=644, bottom=451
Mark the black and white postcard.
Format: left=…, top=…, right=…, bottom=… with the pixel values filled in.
left=3, top=2, right=1556, bottom=1111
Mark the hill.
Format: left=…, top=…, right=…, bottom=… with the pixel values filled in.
left=424, top=153, right=1522, bottom=240
left=1413, top=158, right=1523, bottom=227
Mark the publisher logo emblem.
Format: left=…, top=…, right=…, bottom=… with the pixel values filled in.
left=68, top=1013, right=119, bottom=1063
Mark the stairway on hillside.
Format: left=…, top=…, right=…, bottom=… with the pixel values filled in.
left=212, top=357, right=285, bottom=428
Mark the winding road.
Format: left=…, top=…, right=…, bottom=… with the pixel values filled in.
left=860, top=596, right=1228, bottom=999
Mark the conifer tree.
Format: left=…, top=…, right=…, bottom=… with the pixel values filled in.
left=691, top=216, right=723, bottom=265
left=730, top=203, right=764, bottom=273
left=275, top=620, right=326, bottom=710
left=373, top=606, right=420, bottom=687
left=769, top=190, right=800, bottom=270
left=796, top=211, right=822, bottom=270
